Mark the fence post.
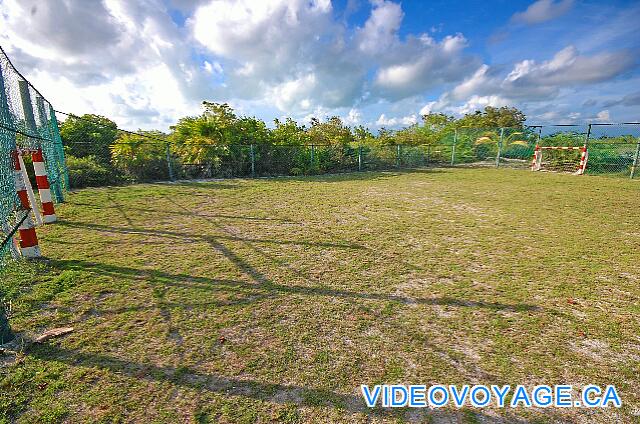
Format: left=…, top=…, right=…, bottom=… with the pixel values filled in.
left=250, top=144, right=255, bottom=177
left=631, top=139, right=640, bottom=179
left=358, top=145, right=363, bottom=171
left=426, top=145, right=431, bottom=166
left=496, top=127, right=504, bottom=168
left=18, top=80, right=37, bottom=138
left=396, top=144, right=401, bottom=168
left=582, top=124, right=592, bottom=175
left=451, top=128, right=457, bottom=166
left=165, top=142, right=174, bottom=181
left=311, top=144, right=315, bottom=165
left=17, top=82, right=43, bottom=226
left=35, top=95, right=63, bottom=203
left=0, top=300, right=14, bottom=344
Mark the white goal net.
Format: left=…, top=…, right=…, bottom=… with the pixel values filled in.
left=531, top=146, right=588, bottom=175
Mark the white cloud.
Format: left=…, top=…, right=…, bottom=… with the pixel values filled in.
left=422, top=45, right=636, bottom=117
left=375, top=113, right=417, bottom=126
left=191, top=0, right=332, bottom=59
left=356, top=0, right=403, bottom=54
left=595, top=110, right=610, bottom=122
left=359, top=0, right=477, bottom=100
left=456, top=95, right=510, bottom=115
left=267, top=73, right=318, bottom=111
left=512, top=0, right=574, bottom=25
left=0, top=0, right=215, bottom=129
left=450, top=64, right=492, bottom=100
left=189, top=0, right=366, bottom=111
left=602, top=91, right=640, bottom=108
left=0, top=0, right=636, bottom=129
left=374, top=34, right=470, bottom=97
left=203, top=61, right=223, bottom=75
left=344, top=108, right=362, bottom=125
left=506, top=46, right=634, bottom=87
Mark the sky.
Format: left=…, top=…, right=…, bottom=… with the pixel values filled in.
left=1, top=0, right=639, bottom=131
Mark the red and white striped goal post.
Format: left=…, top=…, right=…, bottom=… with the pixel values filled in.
left=31, top=148, right=57, bottom=223
left=8, top=148, right=59, bottom=258
left=530, top=145, right=588, bottom=175
left=12, top=149, right=41, bottom=258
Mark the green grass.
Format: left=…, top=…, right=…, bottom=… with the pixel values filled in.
left=1, top=168, right=639, bottom=423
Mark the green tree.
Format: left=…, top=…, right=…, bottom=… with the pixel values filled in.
left=111, top=131, right=169, bottom=181
left=170, top=102, right=239, bottom=164
left=307, top=117, right=354, bottom=145
left=457, top=106, right=526, bottom=128
left=236, top=116, right=271, bottom=145
left=353, top=125, right=375, bottom=144
left=376, top=127, right=396, bottom=145
left=59, top=114, right=118, bottom=164
left=395, top=125, right=422, bottom=145
left=272, top=118, right=309, bottom=145
left=414, top=113, right=455, bottom=145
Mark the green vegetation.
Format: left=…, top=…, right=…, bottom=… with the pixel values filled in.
left=59, top=105, right=639, bottom=185
left=65, top=155, right=119, bottom=188
left=1, top=169, right=639, bottom=423
left=59, top=105, right=536, bottom=184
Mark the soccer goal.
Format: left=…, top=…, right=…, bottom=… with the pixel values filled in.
left=530, top=145, right=588, bottom=175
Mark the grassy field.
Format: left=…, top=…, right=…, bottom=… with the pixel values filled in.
left=1, top=168, right=639, bottom=423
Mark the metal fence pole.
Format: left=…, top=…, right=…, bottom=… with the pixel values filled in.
left=396, top=144, right=401, bottom=168
left=18, top=80, right=37, bottom=135
left=583, top=124, right=592, bottom=175
left=250, top=144, right=255, bottom=177
left=0, top=301, right=14, bottom=344
left=358, top=145, right=362, bottom=171
left=426, top=145, right=431, bottom=166
left=451, top=128, right=457, bottom=166
left=631, top=140, right=640, bottom=179
left=165, top=142, right=174, bottom=181
left=496, top=127, right=504, bottom=168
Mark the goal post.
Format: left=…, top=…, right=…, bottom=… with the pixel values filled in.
left=531, top=145, right=588, bottom=175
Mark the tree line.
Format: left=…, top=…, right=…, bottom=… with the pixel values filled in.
left=59, top=102, right=529, bottom=186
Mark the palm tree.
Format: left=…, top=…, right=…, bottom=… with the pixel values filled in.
left=473, top=129, right=532, bottom=166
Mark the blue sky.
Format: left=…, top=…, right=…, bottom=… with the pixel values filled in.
left=1, top=0, right=638, bottom=130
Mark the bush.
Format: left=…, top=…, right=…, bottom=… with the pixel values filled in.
left=111, top=134, right=171, bottom=181
left=66, top=155, right=121, bottom=188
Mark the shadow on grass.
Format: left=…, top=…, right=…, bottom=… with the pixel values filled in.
left=57, top=220, right=366, bottom=250
left=28, top=343, right=523, bottom=423
left=152, top=167, right=449, bottom=187
left=66, top=202, right=299, bottom=223
left=51, top=259, right=540, bottom=312
left=29, top=343, right=377, bottom=415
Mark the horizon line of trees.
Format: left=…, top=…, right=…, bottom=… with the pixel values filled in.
left=57, top=103, right=533, bottom=186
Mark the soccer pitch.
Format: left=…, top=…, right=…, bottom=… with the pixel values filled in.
left=2, top=168, right=639, bottom=423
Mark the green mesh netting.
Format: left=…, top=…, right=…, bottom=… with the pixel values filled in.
left=0, top=47, right=68, bottom=263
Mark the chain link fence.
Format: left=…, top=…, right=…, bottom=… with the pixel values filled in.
left=61, top=122, right=639, bottom=187
left=0, top=47, right=68, bottom=266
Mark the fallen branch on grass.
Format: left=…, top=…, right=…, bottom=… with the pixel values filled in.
left=34, top=327, right=74, bottom=343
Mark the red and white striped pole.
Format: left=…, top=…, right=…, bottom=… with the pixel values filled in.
left=577, top=145, right=588, bottom=175
left=530, top=145, right=540, bottom=171
left=12, top=150, right=41, bottom=258
left=32, top=148, right=57, bottom=223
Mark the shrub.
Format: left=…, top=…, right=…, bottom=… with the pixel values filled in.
left=66, top=155, right=121, bottom=188
left=111, top=133, right=171, bottom=181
